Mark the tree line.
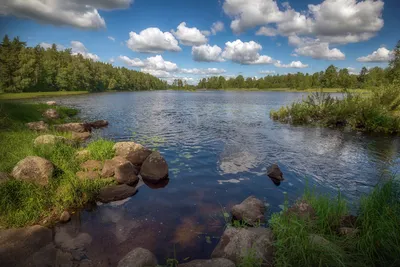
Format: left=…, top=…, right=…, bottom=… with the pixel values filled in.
left=0, top=35, right=167, bottom=93
left=197, top=42, right=400, bottom=90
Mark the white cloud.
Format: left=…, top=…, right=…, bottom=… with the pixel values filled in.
left=108, top=36, right=115, bottom=42
left=141, top=69, right=172, bottom=78
left=119, top=55, right=178, bottom=72
left=70, top=41, right=100, bottom=61
left=0, top=0, right=133, bottom=29
left=221, top=40, right=275, bottom=65
left=347, top=67, right=358, bottom=75
left=192, top=44, right=224, bottom=62
left=357, top=47, right=393, bottom=63
left=118, top=56, right=145, bottom=67
left=256, top=26, right=277, bottom=37
left=109, top=57, right=115, bottom=64
left=290, top=36, right=345, bottom=60
left=172, top=22, right=208, bottom=46
left=274, top=60, right=309, bottom=68
left=211, top=21, right=224, bottom=35
left=126, top=28, right=181, bottom=53
left=39, top=42, right=65, bottom=50
left=180, top=68, right=226, bottom=75
left=259, top=70, right=276, bottom=75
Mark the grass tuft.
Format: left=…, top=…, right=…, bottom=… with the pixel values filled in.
left=86, top=139, right=115, bottom=161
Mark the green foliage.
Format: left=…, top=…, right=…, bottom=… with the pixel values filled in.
left=0, top=35, right=166, bottom=93
left=86, top=139, right=115, bottom=161
left=270, top=85, right=400, bottom=134
left=238, top=248, right=263, bottom=267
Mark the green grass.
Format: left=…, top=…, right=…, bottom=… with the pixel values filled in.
left=198, top=88, right=367, bottom=93
left=270, top=180, right=400, bottom=267
left=0, top=91, right=88, bottom=100
left=86, top=139, right=115, bottom=161
left=0, top=101, right=115, bottom=227
left=270, top=85, right=400, bottom=134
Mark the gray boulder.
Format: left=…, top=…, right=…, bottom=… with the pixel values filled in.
left=231, top=196, right=265, bottom=226
left=43, top=108, right=59, bottom=119
left=113, top=142, right=152, bottom=166
left=34, top=134, right=67, bottom=147
left=179, top=258, right=235, bottom=267
left=101, top=156, right=133, bottom=178
left=115, top=161, right=139, bottom=186
left=267, top=164, right=284, bottom=181
left=72, top=131, right=91, bottom=141
left=211, top=227, right=274, bottom=266
left=98, top=184, right=137, bottom=203
left=117, top=247, right=157, bottom=267
left=26, top=121, right=48, bottom=131
left=54, top=123, right=91, bottom=133
left=11, top=156, right=54, bottom=186
left=140, top=151, right=168, bottom=183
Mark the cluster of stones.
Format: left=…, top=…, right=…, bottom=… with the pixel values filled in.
left=76, top=141, right=169, bottom=203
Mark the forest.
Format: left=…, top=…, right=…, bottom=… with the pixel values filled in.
left=0, top=35, right=167, bottom=93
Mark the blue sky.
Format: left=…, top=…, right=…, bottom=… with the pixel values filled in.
left=1, top=0, right=399, bottom=84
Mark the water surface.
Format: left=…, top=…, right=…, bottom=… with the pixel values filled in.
left=40, top=91, right=400, bottom=266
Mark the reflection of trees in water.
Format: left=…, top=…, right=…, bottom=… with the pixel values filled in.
left=366, top=138, right=400, bottom=178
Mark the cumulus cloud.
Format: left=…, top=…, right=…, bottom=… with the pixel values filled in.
left=259, top=70, right=276, bottom=75
left=126, top=28, right=181, bottom=53
left=347, top=67, right=358, bottom=75
left=108, top=36, right=115, bottom=42
left=192, top=44, right=224, bottom=62
left=290, top=36, right=345, bottom=60
left=119, top=55, right=178, bottom=72
left=39, top=42, right=65, bottom=50
left=70, top=41, right=100, bottom=61
left=221, top=40, right=275, bottom=65
left=274, top=60, right=308, bottom=68
left=118, top=55, right=145, bottom=67
left=172, top=22, right=208, bottom=46
left=357, top=47, right=393, bottom=63
left=0, top=0, right=133, bottom=29
left=211, top=21, right=225, bottom=35
left=256, top=26, right=277, bottom=37
left=180, top=68, right=226, bottom=75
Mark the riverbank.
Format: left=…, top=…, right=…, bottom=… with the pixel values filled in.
left=196, top=88, right=368, bottom=93
left=0, top=91, right=89, bottom=100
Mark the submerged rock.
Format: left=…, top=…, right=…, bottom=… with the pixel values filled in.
left=43, top=108, right=59, bottom=119
left=113, top=142, right=152, bottom=166
left=46, top=101, right=57, bottom=106
left=101, top=156, right=134, bottom=178
left=231, top=196, right=265, bottom=226
left=211, top=227, right=274, bottom=266
left=80, top=160, right=103, bottom=171
left=34, top=134, right=67, bottom=147
left=140, top=151, right=168, bottom=183
left=179, top=258, right=235, bottom=267
left=60, top=211, right=71, bottom=223
left=11, top=156, right=54, bottom=186
left=54, top=123, right=91, bottom=133
left=98, top=184, right=137, bottom=203
left=117, top=247, right=157, bottom=267
left=267, top=164, right=284, bottom=182
left=26, top=121, right=49, bottom=131
left=89, top=120, right=109, bottom=129
left=115, top=161, right=139, bottom=186
left=0, top=225, right=53, bottom=266
left=72, top=131, right=91, bottom=142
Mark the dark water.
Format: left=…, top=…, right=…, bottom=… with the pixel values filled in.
left=39, top=91, right=400, bottom=266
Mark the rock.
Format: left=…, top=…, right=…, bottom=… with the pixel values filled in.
left=76, top=171, right=100, bottom=180
left=54, top=228, right=92, bottom=251
left=117, top=247, right=157, bottom=267
left=55, top=123, right=91, bottom=133
left=80, top=160, right=103, bottom=171
left=338, top=227, right=360, bottom=236
left=60, top=211, right=71, bottom=223
left=179, top=258, right=235, bottom=267
left=89, top=120, right=109, bottom=129
left=212, top=227, right=274, bottom=266
left=140, top=151, right=168, bottom=183
left=340, top=215, right=357, bottom=228
left=26, top=121, right=49, bottom=131
left=286, top=200, right=315, bottom=220
left=267, top=164, right=284, bottom=181
left=0, top=172, right=10, bottom=184
left=43, top=108, right=59, bottom=119
left=115, top=161, right=139, bottom=186
left=72, top=131, right=91, bottom=141
left=309, top=234, right=333, bottom=247
left=0, top=225, right=53, bottom=267
left=23, top=243, right=74, bottom=267
left=46, top=101, right=57, bottom=106
left=76, top=150, right=90, bottom=161
left=143, top=178, right=170, bottom=189
left=101, top=156, right=133, bottom=178
left=34, top=134, right=67, bottom=147
left=11, top=156, right=54, bottom=186
left=113, top=142, right=152, bottom=166
left=98, top=184, right=137, bottom=203
left=231, top=196, right=265, bottom=226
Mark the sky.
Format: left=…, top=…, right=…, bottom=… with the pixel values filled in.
left=0, top=0, right=399, bottom=84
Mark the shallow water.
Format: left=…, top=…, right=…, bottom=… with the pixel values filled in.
left=39, top=90, right=400, bottom=265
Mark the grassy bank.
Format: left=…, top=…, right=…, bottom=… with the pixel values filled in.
left=0, top=101, right=115, bottom=227
left=197, top=88, right=367, bottom=93
left=270, top=180, right=400, bottom=267
left=270, top=85, right=400, bottom=134
left=0, top=91, right=88, bottom=100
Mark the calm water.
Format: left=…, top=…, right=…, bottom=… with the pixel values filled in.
left=39, top=91, right=400, bottom=266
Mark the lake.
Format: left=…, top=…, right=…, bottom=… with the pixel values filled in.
left=38, top=90, right=400, bottom=266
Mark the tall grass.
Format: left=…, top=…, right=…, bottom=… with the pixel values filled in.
left=270, top=85, right=400, bottom=134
